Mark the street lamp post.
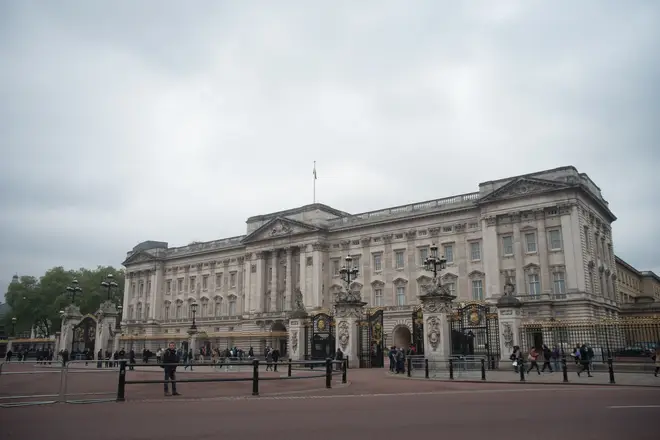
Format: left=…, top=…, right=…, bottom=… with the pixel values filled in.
left=339, top=255, right=359, bottom=290
left=190, top=302, right=198, bottom=331
left=11, top=317, right=17, bottom=337
left=423, top=243, right=447, bottom=280
left=101, top=274, right=119, bottom=301
left=116, top=305, right=123, bottom=330
left=66, top=279, right=82, bottom=303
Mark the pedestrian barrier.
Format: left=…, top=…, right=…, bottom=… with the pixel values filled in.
left=116, top=358, right=347, bottom=401
left=0, top=360, right=64, bottom=408
left=60, top=360, right=118, bottom=404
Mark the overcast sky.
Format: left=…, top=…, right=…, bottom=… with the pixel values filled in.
left=1, top=0, right=659, bottom=295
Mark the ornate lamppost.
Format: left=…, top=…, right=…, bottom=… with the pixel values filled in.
left=189, top=301, right=198, bottom=332
left=338, top=255, right=360, bottom=301
left=423, top=243, right=447, bottom=281
left=66, top=279, right=82, bottom=303
left=116, top=305, right=123, bottom=330
left=11, top=317, right=17, bottom=336
left=101, top=274, right=119, bottom=301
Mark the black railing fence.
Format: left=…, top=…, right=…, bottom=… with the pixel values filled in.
left=116, top=358, right=347, bottom=401
left=518, top=318, right=660, bottom=362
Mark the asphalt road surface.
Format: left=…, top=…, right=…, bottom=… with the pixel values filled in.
left=1, top=370, right=658, bottom=440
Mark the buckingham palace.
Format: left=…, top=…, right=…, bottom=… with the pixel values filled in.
left=119, top=165, right=620, bottom=356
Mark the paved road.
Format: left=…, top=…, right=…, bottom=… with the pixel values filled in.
left=1, top=370, right=658, bottom=440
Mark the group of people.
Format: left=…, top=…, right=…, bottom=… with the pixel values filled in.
left=510, top=343, right=597, bottom=377
left=388, top=344, right=417, bottom=374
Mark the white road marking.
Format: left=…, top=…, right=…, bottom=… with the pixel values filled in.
left=607, top=405, right=660, bottom=409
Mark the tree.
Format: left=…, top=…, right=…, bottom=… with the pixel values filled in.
left=3, top=266, right=125, bottom=337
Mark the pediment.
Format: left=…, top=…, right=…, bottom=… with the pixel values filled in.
left=241, top=217, right=322, bottom=244
left=416, top=275, right=433, bottom=284
left=122, top=251, right=160, bottom=266
left=479, top=177, right=570, bottom=203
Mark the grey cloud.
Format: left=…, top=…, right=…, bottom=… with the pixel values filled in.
left=1, top=0, right=659, bottom=292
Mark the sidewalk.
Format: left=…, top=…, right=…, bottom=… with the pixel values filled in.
left=405, top=369, right=660, bottom=387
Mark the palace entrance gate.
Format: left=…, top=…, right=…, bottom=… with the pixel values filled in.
left=357, top=309, right=384, bottom=368
left=449, top=303, right=500, bottom=363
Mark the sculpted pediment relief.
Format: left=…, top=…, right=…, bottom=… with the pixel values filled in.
left=241, top=217, right=322, bottom=244
left=123, top=251, right=159, bottom=266
left=479, top=177, right=570, bottom=203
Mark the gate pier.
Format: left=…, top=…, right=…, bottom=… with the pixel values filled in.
left=334, top=291, right=366, bottom=367
left=496, top=280, right=523, bottom=362
left=288, top=312, right=309, bottom=362
left=418, top=280, right=456, bottom=363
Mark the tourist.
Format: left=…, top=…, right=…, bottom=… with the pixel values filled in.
left=526, top=348, right=541, bottom=375
left=577, top=343, right=594, bottom=377
left=540, top=345, right=553, bottom=373
left=162, top=342, right=181, bottom=397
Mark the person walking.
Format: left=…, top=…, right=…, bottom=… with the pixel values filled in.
left=162, top=342, right=181, bottom=396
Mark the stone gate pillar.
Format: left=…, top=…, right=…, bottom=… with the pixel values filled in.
left=418, top=280, right=455, bottom=364
left=333, top=290, right=366, bottom=368
left=60, top=304, right=82, bottom=355
left=95, top=301, right=119, bottom=358
left=287, top=316, right=308, bottom=361
left=495, top=281, right=523, bottom=361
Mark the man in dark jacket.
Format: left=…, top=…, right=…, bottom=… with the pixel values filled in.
left=162, top=342, right=181, bottom=396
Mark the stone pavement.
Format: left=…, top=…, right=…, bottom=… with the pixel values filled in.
left=1, top=369, right=658, bottom=440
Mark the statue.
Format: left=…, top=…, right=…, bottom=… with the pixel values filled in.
left=293, top=289, right=305, bottom=311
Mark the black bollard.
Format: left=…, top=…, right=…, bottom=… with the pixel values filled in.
left=481, top=358, right=486, bottom=380
left=608, top=358, right=615, bottom=384
left=449, top=358, right=454, bottom=380
left=407, top=356, right=412, bottom=377
left=287, top=358, right=292, bottom=377
left=116, top=360, right=127, bottom=402
left=562, top=357, right=568, bottom=383
left=519, top=359, right=525, bottom=382
left=342, top=359, right=347, bottom=384
left=252, top=359, right=259, bottom=396
left=425, top=358, right=429, bottom=379
left=325, top=358, right=332, bottom=389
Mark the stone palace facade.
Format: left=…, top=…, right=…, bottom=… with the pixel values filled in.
left=120, top=166, right=619, bottom=353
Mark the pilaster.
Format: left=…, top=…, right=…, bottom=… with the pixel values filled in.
left=511, top=213, right=525, bottom=294
left=285, top=248, right=293, bottom=310
left=535, top=209, right=551, bottom=293
left=382, top=234, right=394, bottom=305
left=482, top=216, right=499, bottom=298
left=560, top=204, right=579, bottom=292
left=254, top=252, right=265, bottom=313
left=311, top=243, right=326, bottom=309
left=299, top=245, right=309, bottom=308
left=271, top=250, right=278, bottom=311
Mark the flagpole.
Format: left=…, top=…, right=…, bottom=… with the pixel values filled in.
left=313, top=161, right=316, bottom=204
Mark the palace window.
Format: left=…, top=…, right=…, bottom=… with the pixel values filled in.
left=131, top=283, right=136, bottom=298
left=215, top=301, right=223, bottom=317
left=202, top=275, right=208, bottom=290
left=549, top=229, right=563, bottom=251
left=445, top=282, right=456, bottom=297
left=471, top=280, right=483, bottom=301
left=419, top=247, right=428, bottom=265
left=374, top=288, right=383, bottom=306
left=128, top=305, right=134, bottom=319
left=215, top=273, right=222, bottom=288
left=228, top=297, right=237, bottom=316
left=138, top=283, right=144, bottom=297
left=201, top=302, right=208, bottom=317
left=175, top=303, right=182, bottom=319
left=230, top=272, right=236, bottom=288
left=470, top=242, right=481, bottom=261
left=396, top=286, right=406, bottom=306
left=190, top=277, right=196, bottom=292
left=351, top=255, right=360, bottom=269
left=395, top=251, right=405, bottom=269
left=553, top=271, right=566, bottom=298
left=166, top=280, right=172, bottom=294
left=444, top=244, right=454, bottom=263
left=146, top=281, right=152, bottom=295
left=525, top=233, right=537, bottom=253
left=528, top=274, right=541, bottom=297
left=136, top=304, right=142, bottom=320
left=164, top=304, right=170, bottom=320
left=332, top=259, right=340, bottom=276
left=373, top=253, right=382, bottom=272
left=502, top=236, right=514, bottom=256
left=177, top=278, right=183, bottom=292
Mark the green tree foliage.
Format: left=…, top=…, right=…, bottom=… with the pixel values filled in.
left=4, top=266, right=124, bottom=337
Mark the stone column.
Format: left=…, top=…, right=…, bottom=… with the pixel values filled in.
left=535, top=209, right=551, bottom=294
left=60, top=304, right=83, bottom=355
left=254, top=252, right=265, bottom=312
left=418, top=282, right=455, bottom=365
left=271, top=250, right=279, bottom=311
left=311, top=243, right=325, bottom=309
left=334, top=299, right=366, bottom=368
left=382, top=234, right=394, bottom=305
left=511, top=213, right=524, bottom=292
left=481, top=217, right=500, bottom=298
left=299, top=245, right=308, bottom=308
left=285, top=248, right=293, bottom=310
left=122, top=273, right=131, bottom=322
left=94, top=301, right=118, bottom=357
left=495, top=282, right=523, bottom=361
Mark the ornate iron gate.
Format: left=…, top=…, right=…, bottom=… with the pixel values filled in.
left=357, top=309, right=384, bottom=368
left=412, top=307, right=424, bottom=355
left=71, top=316, right=97, bottom=355
left=449, top=303, right=500, bottom=361
left=309, top=313, right=335, bottom=360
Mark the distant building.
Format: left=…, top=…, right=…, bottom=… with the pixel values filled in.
left=616, top=256, right=660, bottom=317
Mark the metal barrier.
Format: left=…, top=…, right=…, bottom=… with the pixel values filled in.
left=0, top=360, right=65, bottom=408
left=406, top=356, right=487, bottom=380
left=61, top=360, right=118, bottom=404
left=117, top=358, right=347, bottom=401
